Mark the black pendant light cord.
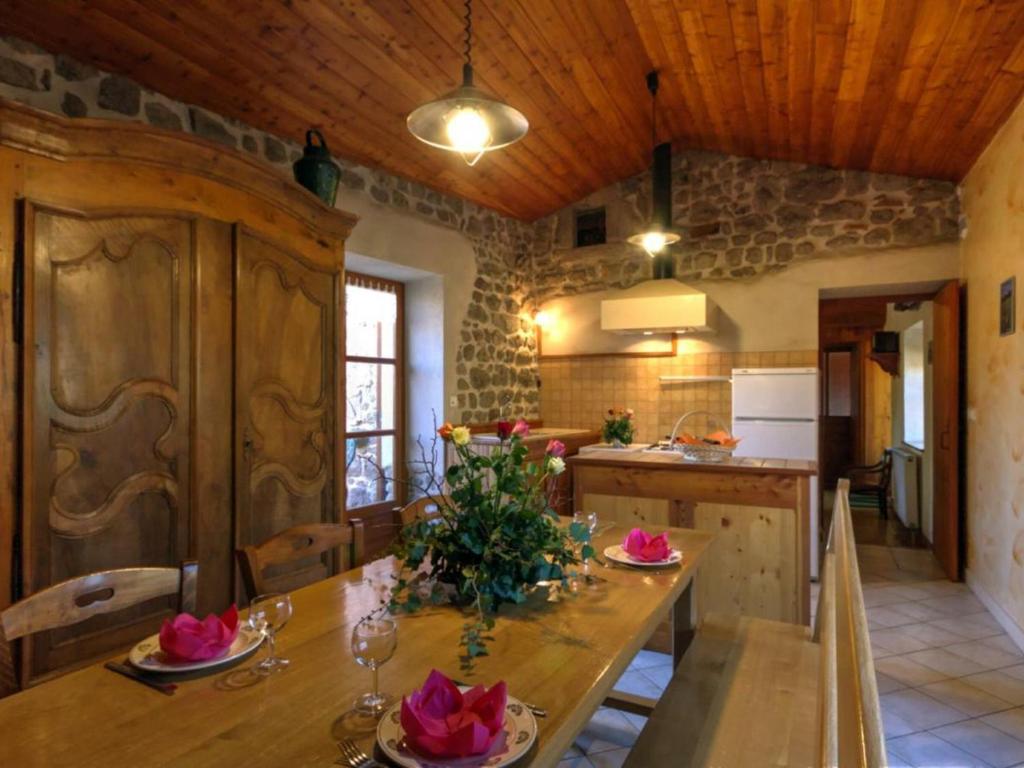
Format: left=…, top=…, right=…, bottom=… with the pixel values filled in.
left=462, top=0, right=474, bottom=86
left=647, top=70, right=659, bottom=153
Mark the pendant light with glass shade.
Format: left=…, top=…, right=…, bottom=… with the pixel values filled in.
left=407, top=0, right=529, bottom=166
left=628, top=71, right=680, bottom=276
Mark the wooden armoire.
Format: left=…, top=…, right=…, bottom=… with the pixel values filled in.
left=0, top=99, right=357, bottom=689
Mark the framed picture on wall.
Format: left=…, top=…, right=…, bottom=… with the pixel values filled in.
left=1000, top=276, right=1016, bottom=336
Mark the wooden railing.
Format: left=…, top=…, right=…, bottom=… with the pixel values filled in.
left=622, top=477, right=884, bottom=768
left=817, top=478, right=887, bottom=767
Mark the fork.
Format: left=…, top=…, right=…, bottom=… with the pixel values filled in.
left=336, top=738, right=383, bottom=768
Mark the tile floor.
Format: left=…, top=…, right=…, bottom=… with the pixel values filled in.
left=562, top=541, right=1024, bottom=767
left=859, top=543, right=1024, bottom=768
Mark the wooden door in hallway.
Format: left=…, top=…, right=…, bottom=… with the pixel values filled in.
left=932, top=280, right=962, bottom=580
left=821, top=346, right=859, bottom=489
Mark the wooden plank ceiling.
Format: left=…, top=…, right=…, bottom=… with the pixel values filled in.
left=3, top=0, right=1024, bottom=221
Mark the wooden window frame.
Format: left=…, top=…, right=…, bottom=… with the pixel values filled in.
left=344, top=271, right=406, bottom=520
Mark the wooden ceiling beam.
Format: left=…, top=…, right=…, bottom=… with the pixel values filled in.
left=785, top=0, right=817, bottom=160
left=920, top=0, right=1024, bottom=177
left=754, top=0, right=790, bottom=158
left=829, top=0, right=887, bottom=168
left=2, top=0, right=1023, bottom=219
left=361, top=0, right=601, bottom=216
left=205, top=0, right=570, bottom=216
left=480, top=0, right=640, bottom=182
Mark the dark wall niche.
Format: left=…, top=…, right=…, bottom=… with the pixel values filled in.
left=575, top=207, right=606, bottom=247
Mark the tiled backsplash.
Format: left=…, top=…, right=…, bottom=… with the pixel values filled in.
left=539, top=350, right=818, bottom=443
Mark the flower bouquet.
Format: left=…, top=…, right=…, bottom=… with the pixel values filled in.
left=601, top=406, right=635, bottom=447
left=389, top=418, right=590, bottom=667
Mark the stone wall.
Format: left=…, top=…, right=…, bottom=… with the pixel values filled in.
left=0, top=34, right=543, bottom=425
left=534, top=151, right=959, bottom=300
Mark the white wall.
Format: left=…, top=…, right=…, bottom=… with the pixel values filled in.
left=339, top=188, right=477, bottom=425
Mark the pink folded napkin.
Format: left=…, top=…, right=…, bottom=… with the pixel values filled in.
left=623, top=528, right=672, bottom=562
left=400, top=669, right=508, bottom=759
left=158, top=604, right=239, bottom=663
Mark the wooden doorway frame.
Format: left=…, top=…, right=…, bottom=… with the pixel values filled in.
left=818, top=281, right=963, bottom=581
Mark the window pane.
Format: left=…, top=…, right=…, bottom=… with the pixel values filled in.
left=346, top=283, right=397, bottom=358
left=902, top=322, right=926, bottom=450
left=345, top=435, right=395, bottom=508
left=346, top=362, right=396, bottom=432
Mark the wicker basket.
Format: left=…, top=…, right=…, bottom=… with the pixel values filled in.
left=673, top=410, right=736, bottom=463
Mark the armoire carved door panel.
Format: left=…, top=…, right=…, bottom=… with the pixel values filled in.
left=21, top=203, right=194, bottom=684
left=234, top=227, right=341, bottom=595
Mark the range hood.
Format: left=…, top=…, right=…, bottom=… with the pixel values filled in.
left=600, top=279, right=717, bottom=334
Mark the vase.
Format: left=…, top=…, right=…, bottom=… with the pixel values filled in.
left=611, top=438, right=625, bottom=449
left=292, top=129, right=340, bottom=206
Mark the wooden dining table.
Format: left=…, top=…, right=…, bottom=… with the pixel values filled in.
left=0, top=524, right=713, bottom=768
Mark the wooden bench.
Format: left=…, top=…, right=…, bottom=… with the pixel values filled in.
left=624, top=479, right=885, bottom=768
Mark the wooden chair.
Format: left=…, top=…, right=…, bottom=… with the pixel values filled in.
left=624, top=479, right=886, bottom=768
left=396, top=495, right=450, bottom=526
left=0, top=562, right=198, bottom=690
left=844, top=448, right=893, bottom=518
left=1, top=562, right=198, bottom=644
left=236, top=521, right=365, bottom=600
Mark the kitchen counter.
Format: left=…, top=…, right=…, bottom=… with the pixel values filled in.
left=568, top=450, right=816, bottom=626
left=569, top=449, right=816, bottom=476
left=469, top=427, right=597, bottom=446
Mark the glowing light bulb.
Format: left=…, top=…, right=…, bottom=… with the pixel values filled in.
left=534, top=311, right=552, bottom=328
left=444, top=106, right=491, bottom=165
left=641, top=231, right=668, bottom=255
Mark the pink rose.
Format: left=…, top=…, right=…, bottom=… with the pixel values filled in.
left=400, top=669, right=508, bottom=759
left=622, top=528, right=672, bottom=563
left=511, top=418, right=530, bottom=437
left=546, top=439, right=566, bottom=458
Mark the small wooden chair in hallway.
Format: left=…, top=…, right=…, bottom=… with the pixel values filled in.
left=845, top=448, right=893, bottom=518
left=237, top=521, right=365, bottom=600
left=396, top=495, right=451, bottom=526
left=0, top=561, right=198, bottom=690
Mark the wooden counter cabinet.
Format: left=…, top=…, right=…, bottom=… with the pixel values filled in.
left=569, top=450, right=816, bottom=625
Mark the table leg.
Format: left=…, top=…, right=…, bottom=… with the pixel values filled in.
left=672, top=578, right=695, bottom=669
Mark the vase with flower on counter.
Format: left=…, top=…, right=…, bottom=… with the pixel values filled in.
left=602, top=406, right=635, bottom=448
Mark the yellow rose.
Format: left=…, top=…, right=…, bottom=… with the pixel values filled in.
left=452, top=426, right=471, bottom=446
left=547, top=456, right=566, bottom=475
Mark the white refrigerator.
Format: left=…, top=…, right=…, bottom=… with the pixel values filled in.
left=731, top=367, right=820, bottom=580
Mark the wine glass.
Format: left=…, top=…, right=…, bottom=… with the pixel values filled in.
left=249, top=593, right=293, bottom=674
left=573, top=510, right=600, bottom=579
left=351, top=617, right=398, bottom=716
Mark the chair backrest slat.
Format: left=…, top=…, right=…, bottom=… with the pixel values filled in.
left=1, top=563, right=197, bottom=642
left=237, top=521, right=365, bottom=600
left=398, top=496, right=449, bottom=527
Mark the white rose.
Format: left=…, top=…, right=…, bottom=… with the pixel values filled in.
left=452, top=426, right=472, bottom=446
left=547, top=456, right=566, bottom=475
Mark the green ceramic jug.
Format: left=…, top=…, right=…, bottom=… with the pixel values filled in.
left=292, top=129, right=341, bottom=206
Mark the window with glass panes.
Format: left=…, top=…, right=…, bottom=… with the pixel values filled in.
left=344, top=272, right=404, bottom=515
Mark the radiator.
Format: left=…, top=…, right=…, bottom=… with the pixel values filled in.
left=890, top=447, right=921, bottom=529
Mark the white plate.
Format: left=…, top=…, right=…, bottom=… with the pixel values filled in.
left=128, top=625, right=263, bottom=673
left=604, top=544, right=683, bottom=568
left=377, top=687, right=538, bottom=768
